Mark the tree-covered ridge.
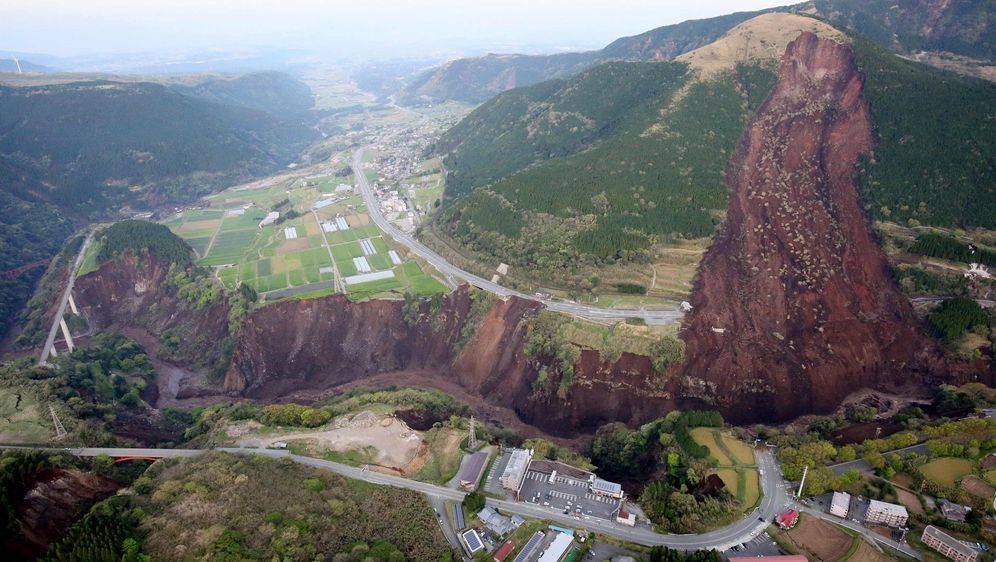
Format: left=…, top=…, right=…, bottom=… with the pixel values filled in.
left=0, top=80, right=317, bottom=213
left=433, top=62, right=776, bottom=276
left=909, top=233, right=996, bottom=266
left=853, top=36, right=996, bottom=229
left=436, top=62, right=691, bottom=200
left=96, top=220, right=193, bottom=266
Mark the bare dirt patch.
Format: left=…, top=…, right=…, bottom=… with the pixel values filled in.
left=277, top=238, right=310, bottom=254
left=962, top=475, right=996, bottom=499
left=784, top=516, right=854, bottom=562
left=897, top=489, right=925, bottom=515
left=236, top=410, right=423, bottom=472
left=891, top=473, right=915, bottom=488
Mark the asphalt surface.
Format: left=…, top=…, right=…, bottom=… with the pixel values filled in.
left=350, top=148, right=685, bottom=325
left=38, top=232, right=93, bottom=365
left=8, top=445, right=787, bottom=549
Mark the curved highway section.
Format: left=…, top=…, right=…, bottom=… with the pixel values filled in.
left=350, top=148, right=685, bottom=325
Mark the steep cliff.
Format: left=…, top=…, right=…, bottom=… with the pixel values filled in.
left=680, top=33, right=934, bottom=422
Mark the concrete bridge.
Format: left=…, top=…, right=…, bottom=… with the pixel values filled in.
left=38, top=233, right=92, bottom=365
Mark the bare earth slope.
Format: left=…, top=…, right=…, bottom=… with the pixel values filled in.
left=680, top=33, right=933, bottom=422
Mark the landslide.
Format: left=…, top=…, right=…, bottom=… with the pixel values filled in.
left=2, top=468, right=121, bottom=559
left=680, top=33, right=948, bottom=423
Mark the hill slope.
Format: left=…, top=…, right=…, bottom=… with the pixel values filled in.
left=0, top=77, right=319, bottom=340
left=426, top=14, right=996, bottom=294
left=172, top=71, right=316, bottom=120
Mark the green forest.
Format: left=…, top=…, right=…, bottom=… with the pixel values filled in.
left=96, top=220, right=194, bottom=266
left=908, top=233, right=996, bottom=267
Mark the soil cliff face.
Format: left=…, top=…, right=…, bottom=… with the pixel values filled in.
left=74, top=254, right=231, bottom=372
left=2, top=469, right=121, bottom=559
left=680, top=33, right=933, bottom=423
left=223, top=288, right=674, bottom=434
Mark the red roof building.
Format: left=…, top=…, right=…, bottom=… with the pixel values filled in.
left=776, top=510, right=799, bottom=529
left=494, top=541, right=515, bottom=562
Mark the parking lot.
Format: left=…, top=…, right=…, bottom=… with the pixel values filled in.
left=725, top=531, right=783, bottom=557
left=518, top=470, right=621, bottom=521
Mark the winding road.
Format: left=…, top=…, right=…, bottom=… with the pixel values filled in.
left=350, top=148, right=685, bottom=325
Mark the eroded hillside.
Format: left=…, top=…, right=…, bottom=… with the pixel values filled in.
left=680, top=33, right=942, bottom=421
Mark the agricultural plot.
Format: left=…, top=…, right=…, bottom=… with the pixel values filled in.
left=0, top=388, right=51, bottom=443
left=782, top=515, right=855, bottom=562
left=163, top=174, right=449, bottom=298
left=920, top=458, right=974, bottom=488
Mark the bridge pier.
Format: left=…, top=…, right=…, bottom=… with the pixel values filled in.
left=60, top=318, right=75, bottom=352
left=68, top=293, right=79, bottom=315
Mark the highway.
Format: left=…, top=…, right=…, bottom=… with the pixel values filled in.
left=828, top=443, right=929, bottom=476
left=7, top=445, right=784, bottom=550
left=38, top=232, right=93, bottom=365
left=350, top=148, right=685, bottom=325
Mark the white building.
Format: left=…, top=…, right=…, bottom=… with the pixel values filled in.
left=616, top=511, right=636, bottom=526
left=865, top=499, right=908, bottom=527
left=830, top=491, right=850, bottom=518
left=589, top=477, right=624, bottom=499
left=500, top=448, right=533, bottom=492
left=537, top=532, right=573, bottom=562
left=259, top=212, right=279, bottom=228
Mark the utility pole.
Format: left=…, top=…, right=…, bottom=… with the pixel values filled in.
left=468, top=416, right=478, bottom=449
left=796, top=465, right=809, bottom=498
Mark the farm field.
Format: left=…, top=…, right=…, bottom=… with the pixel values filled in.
left=692, top=427, right=760, bottom=508
left=782, top=515, right=854, bottom=562
left=920, top=457, right=974, bottom=488
left=961, top=475, right=996, bottom=499
left=163, top=175, right=449, bottom=300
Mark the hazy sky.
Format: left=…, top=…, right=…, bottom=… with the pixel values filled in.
left=3, top=0, right=793, bottom=59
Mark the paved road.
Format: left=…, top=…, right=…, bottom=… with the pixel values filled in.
left=828, top=443, right=929, bottom=476
left=350, top=147, right=685, bottom=325
left=7, top=445, right=786, bottom=550
left=798, top=506, right=921, bottom=559
left=38, top=232, right=93, bottom=365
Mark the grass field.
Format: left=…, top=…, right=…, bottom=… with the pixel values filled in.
left=0, top=388, right=51, bottom=443
left=691, top=427, right=760, bottom=508
left=414, top=427, right=467, bottom=485
left=920, top=458, right=974, bottom=488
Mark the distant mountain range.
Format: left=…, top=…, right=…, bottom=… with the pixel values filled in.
left=397, top=0, right=996, bottom=105
left=0, top=59, right=52, bottom=73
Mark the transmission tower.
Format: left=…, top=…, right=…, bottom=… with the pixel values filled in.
left=468, top=416, right=478, bottom=449
left=49, top=404, right=67, bottom=440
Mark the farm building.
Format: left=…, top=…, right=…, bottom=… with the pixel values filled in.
left=461, top=529, right=485, bottom=555
left=537, top=532, right=573, bottom=562
left=865, top=500, right=908, bottom=527
left=775, top=510, right=799, bottom=529
left=458, top=451, right=490, bottom=491
left=259, top=212, right=279, bottom=227
left=590, top=477, right=624, bottom=499
left=940, top=499, right=971, bottom=523
left=830, top=491, right=851, bottom=518
left=922, top=525, right=978, bottom=562
left=500, top=448, right=533, bottom=492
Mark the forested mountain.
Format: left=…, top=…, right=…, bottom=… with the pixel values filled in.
left=427, top=13, right=996, bottom=290
left=396, top=0, right=996, bottom=105
left=0, top=76, right=319, bottom=339
left=172, top=71, right=315, bottom=120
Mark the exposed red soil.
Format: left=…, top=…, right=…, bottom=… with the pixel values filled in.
left=2, top=468, right=121, bottom=560
left=679, top=33, right=950, bottom=423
